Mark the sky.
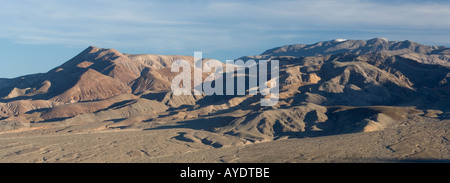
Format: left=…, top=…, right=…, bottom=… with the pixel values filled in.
left=1, top=0, right=450, bottom=78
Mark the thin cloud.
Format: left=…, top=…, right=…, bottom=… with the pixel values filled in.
left=1, top=0, right=450, bottom=52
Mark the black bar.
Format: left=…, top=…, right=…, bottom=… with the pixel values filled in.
left=1, top=163, right=448, bottom=182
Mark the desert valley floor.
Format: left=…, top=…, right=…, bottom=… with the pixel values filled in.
left=0, top=110, right=448, bottom=163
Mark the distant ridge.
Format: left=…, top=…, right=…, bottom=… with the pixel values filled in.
left=242, top=38, right=450, bottom=66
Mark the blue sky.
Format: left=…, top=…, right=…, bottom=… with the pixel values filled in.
left=1, top=0, right=450, bottom=78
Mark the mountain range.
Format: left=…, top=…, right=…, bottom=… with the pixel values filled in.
left=0, top=38, right=449, bottom=162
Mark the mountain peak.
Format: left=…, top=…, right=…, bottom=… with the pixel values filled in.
left=333, top=38, right=348, bottom=42
left=79, top=46, right=102, bottom=55
left=86, top=45, right=99, bottom=50
left=81, top=46, right=122, bottom=56
left=367, top=37, right=389, bottom=43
